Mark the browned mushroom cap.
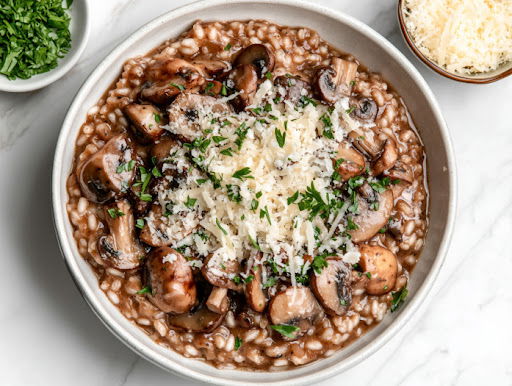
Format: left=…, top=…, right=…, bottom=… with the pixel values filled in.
left=124, top=104, right=166, bottom=144
left=348, top=130, right=385, bottom=159
left=206, top=287, right=230, bottom=314
left=335, top=143, right=366, bottom=181
left=201, top=253, right=243, bottom=292
left=245, top=267, right=267, bottom=313
left=168, top=305, right=225, bottom=333
left=226, top=64, right=258, bottom=111
left=372, top=139, right=398, bottom=176
left=139, top=203, right=197, bottom=247
left=348, top=188, right=394, bottom=243
left=233, top=44, right=275, bottom=78
left=314, top=58, right=358, bottom=104
left=97, top=199, right=145, bottom=270
left=358, top=245, right=397, bottom=295
left=310, top=259, right=352, bottom=316
left=141, top=59, right=205, bottom=105
left=274, top=75, right=311, bottom=104
left=145, top=247, right=197, bottom=314
left=78, top=133, right=135, bottom=204
left=350, top=97, right=378, bottom=122
left=268, top=286, right=324, bottom=339
left=167, top=93, right=233, bottom=142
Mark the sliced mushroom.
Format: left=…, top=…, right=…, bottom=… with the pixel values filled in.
left=145, top=247, right=197, bottom=314
left=202, top=253, right=242, bottom=292
left=274, top=75, right=311, bottom=104
left=168, top=305, right=225, bottom=333
left=245, top=268, right=267, bottom=313
left=150, top=135, right=180, bottom=166
left=372, top=139, right=398, bottom=176
left=124, top=103, right=165, bottom=144
left=206, top=287, right=229, bottom=314
left=226, top=64, right=258, bottom=111
left=335, top=142, right=366, bottom=181
left=358, top=245, right=398, bottom=295
left=167, top=93, right=232, bottom=142
left=310, top=259, right=352, bottom=316
left=350, top=97, right=378, bottom=122
left=331, top=58, right=358, bottom=89
left=233, top=44, right=275, bottom=78
left=78, top=133, right=135, bottom=203
left=314, top=58, right=358, bottom=104
left=348, top=130, right=384, bottom=159
left=141, top=59, right=205, bottom=105
left=139, top=203, right=198, bottom=247
left=348, top=189, right=394, bottom=243
left=97, top=200, right=145, bottom=270
left=193, top=59, right=231, bottom=76
left=386, top=161, right=413, bottom=199
left=268, top=287, right=324, bottom=339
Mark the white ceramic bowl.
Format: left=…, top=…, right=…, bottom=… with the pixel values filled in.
left=52, top=1, right=456, bottom=384
left=0, top=0, right=90, bottom=92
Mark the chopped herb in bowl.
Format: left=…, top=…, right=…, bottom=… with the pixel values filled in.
left=0, top=0, right=73, bottom=80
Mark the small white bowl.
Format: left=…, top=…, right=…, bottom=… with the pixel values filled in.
left=52, top=0, right=456, bottom=384
left=0, top=0, right=90, bottom=92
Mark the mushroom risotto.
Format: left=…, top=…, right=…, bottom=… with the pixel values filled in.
left=66, top=20, right=428, bottom=370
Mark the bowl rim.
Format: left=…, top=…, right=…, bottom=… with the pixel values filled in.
left=52, top=0, right=457, bottom=384
left=0, top=0, right=91, bottom=92
left=397, top=0, right=512, bottom=84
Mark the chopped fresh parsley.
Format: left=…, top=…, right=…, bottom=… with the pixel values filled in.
left=234, top=122, right=249, bottom=149
left=287, top=191, right=299, bottom=205
left=153, top=113, right=161, bottom=123
left=391, top=287, right=409, bottom=312
left=250, top=198, right=259, bottom=211
left=220, top=147, right=233, bottom=157
left=312, top=254, right=332, bottom=274
left=275, top=128, right=286, bottom=148
left=184, top=196, right=197, bottom=208
left=224, top=43, right=232, bottom=51
left=227, top=184, right=242, bottom=203
left=244, top=275, right=255, bottom=283
left=248, top=235, right=261, bottom=250
left=170, top=83, right=185, bottom=91
left=116, top=160, right=135, bottom=174
left=262, top=277, right=277, bottom=288
left=259, top=205, right=271, bottom=225
left=196, top=178, right=208, bottom=185
left=265, top=71, right=273, bottom=79
left=0, top=0, right=73, bottom=80
left=107, top=208, right=125, bottom=219
left=216, top=218, right=228, bottom=235
left=212, top=135, right=227, bottom=144
left=234, top=336, right=242, bottom=350
left=135, top=218, right=145, bottom=229
left=271, top=324, right=300, bottom=339
left=232, top=167, right=254, bottom=180
left=346, top=217, right=359, bottom=230
left=136, top=286, right=151, bottom=295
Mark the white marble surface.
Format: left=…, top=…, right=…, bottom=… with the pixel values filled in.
left=0, top=0, right=511, bottom=385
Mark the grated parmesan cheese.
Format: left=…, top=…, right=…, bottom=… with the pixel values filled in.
left=403, top=0, right=512, bottom=74
left=154, top=82, right=363, bottom=280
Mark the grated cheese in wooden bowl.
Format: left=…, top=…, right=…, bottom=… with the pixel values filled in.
left=402, top=0, right=512, bottom=75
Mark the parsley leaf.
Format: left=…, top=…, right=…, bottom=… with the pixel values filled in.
left=232, top=167, right=254, bottom=180
left=234, top=336, right=242, bottom=350
left=107, top=208, right=125, bottom=219
left=271, top=324, right=300, bottom=339
left=391, top=287, right=409, bottom=312
left=216, top=218, right=228, bottom=235
left=275, top=128, right=286, bottom=148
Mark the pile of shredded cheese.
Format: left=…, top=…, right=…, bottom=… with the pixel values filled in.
left=403, top=0, right=512, bottom=74
left=153, top=81, right=365, bottom=285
